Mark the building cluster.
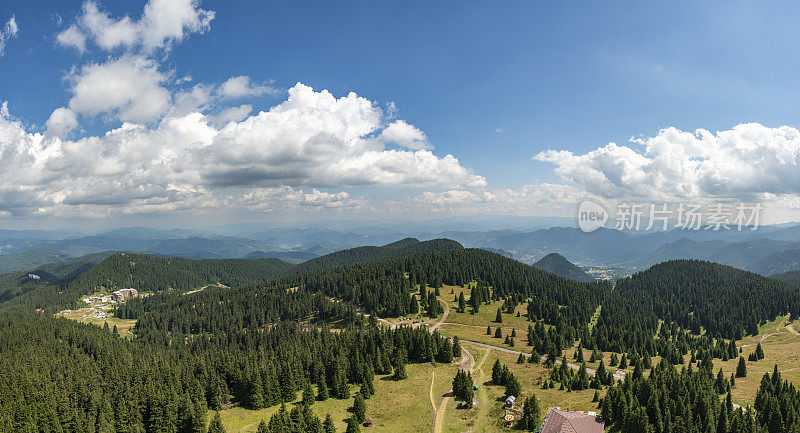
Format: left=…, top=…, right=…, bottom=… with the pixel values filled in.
left=111, top=288, right=139, bottom=303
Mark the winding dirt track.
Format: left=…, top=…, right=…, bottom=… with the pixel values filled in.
left=432, top=344, right=474, bottom=433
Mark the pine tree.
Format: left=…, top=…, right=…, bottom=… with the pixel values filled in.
left=317, top=374, right=329, bottom=401
left=495, top=308, right=503, bottom=323
left=323, top=414, right=336, bottom=433
left=256, top=419, right=268, bottom=433
left=756, top=342, right=765, bottom=360
left=519, top=394, right=540, bottom=431
left=345, top=417, right=360, bottom=433
left=452, top=336, right=462, bottom=359
left=596, top=360, right=607, bottom=385
left=352, top=394, right=366, bottom=423
left=393, top=361, right=407, bottom=381
left=505, top=373, right=521, bottom=397
left=717, top=401, right=729, bottom=433
left=303, top=382, right=315, bottom=405
left=492, top=360, right=503, bottom=384
left=208, top=412, right=226, bottom=433
left=486, top=325, right=492, bottom=335
left=736, top=356, right=747, bottom=378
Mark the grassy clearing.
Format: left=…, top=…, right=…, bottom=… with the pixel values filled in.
left=704, top=314, right=800, bottom=407
left=441, top=347, right=600, bottom=433
left=213, top=361, right=461, bottom=433
left=55, top=296, right=137, bottom=338
left=440, top=286, right=534, bottom=332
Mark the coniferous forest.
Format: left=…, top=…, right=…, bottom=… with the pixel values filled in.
left=3, top=246, right=800, bottom=432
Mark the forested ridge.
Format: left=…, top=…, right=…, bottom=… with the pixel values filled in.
left=292, top=238, right=463, bottom=273
left=73, top=253, right=296, bottom=292
left=0, top=238, right=463, bottom=312
left=589, top=260, right=800, bottom=354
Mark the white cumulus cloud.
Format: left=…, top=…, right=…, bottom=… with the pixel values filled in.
left=56, top=0, right=214, bottom=53
left=66, top=55, right=171, bottom=123
left=0, top=84, right=484, bottom=217
left=45, top=107, right=78, bottom=137
left=217, top=75, right=277, bottom=99
left=379, top=120, right=430, bottom=150
left=536, top=123, right=800, bottom=203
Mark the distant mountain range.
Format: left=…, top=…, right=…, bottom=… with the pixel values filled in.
left=4, top=222, right=800, bottom=276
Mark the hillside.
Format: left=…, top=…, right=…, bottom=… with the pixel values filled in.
left=594, top=260, right=800, bottom=354
left=294, top=237, right=463, bottom=272
left=72, top=253, right=295, bottom=292
left=0, top=251, right=122, bottom=307
left=749, top=247, right=800, bottom=275
left=241, top=250, right=318, bottom=262
left=0, top=248, right=74, bottom=273
left=532, top=253, right=595, bottom=282
left=773, top=270, right=800, bottom=286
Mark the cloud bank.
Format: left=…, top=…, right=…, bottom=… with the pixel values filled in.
left=535, top=123, right=800, bottom=204
left=0, top=83, right=484, bottom=217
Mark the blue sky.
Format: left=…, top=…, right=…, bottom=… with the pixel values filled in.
left=1, top=0, right=800, bottom=228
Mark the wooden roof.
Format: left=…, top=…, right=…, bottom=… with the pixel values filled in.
left=540, top=408, right=605, bottom=433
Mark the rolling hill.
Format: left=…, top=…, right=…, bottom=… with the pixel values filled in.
left=532, top=253, right=595, bottom=282
left=294, top=237, right=464, bottom=272
left=72, top=253, right=295, bottom=292
left=607, top=260, right=800, bottom=341
left=0, top=248, right=75, bottom=273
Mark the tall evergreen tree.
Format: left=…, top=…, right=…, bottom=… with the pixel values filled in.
left=208, top=412, right=226, bottom=433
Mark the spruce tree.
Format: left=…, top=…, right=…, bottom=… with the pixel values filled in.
left=345, top=417, right=360, bottom=433
left=303, top=382, right=315, bottom=405
left=323, top=414, right=336, bottom=433
left=256, top=420, right=268, bottom=433
left=519, top=394, right=540, bottom=431
left=495, top=308, right=503, bottom=323
left=393, top=361, right=407, bottom=381
left=505, top=373, right=521, bottom=397
left=208, top=412, right=226, bottom=433
left=317, top=375, right=329, bottom=401
left=352, top=394, right=366, bottom=423
left=618, top=354, right=627, bottom=369
left=736, top=356, right=747, bottom=378
left=492, top=360, right=503, bottom=384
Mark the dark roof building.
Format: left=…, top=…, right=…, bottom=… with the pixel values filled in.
left=540, top=408, right=605, bottom=433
